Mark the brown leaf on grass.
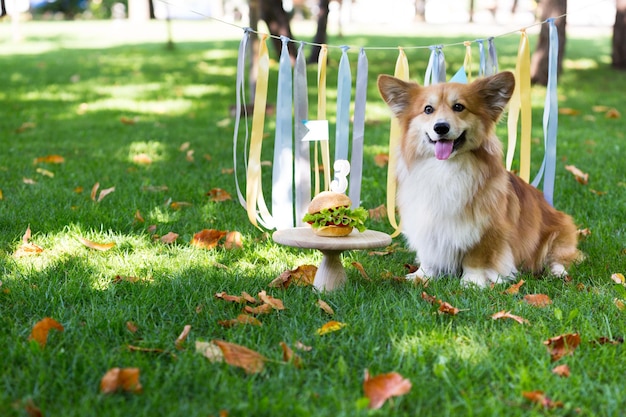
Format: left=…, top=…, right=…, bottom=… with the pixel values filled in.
left=218, top=314, right=262, bottom=328
left=134, top=210, right=145, bottom=223
left=179, top=141, right=191, bottom=151
left=223, top=231, right=243, bottom=250
left=215, top=291, right=257, bottom=304
left=421, top=291, right=438, bottom=304
left=14, top=225, right=44, bottom=257
left=577, top=228, right=591, bottom=238
left=614, top=298, right=626, bottom=311
left=280, top=341, right=303, bottom=368
left=352, top=262, right=372, bottom=281
left=363, top=369, right=412, bottom=410
left=316, top=320, right=346, bottom=335
left=213, top=339, right=267, bottom=374
left=491, top=310, right=529, bottom=325
left=17, top=398, right=42, bottom=417
left=191, top=229, right=228, bottom=249
left=523, top=294, right=552, bottom=307
left=170, top=201, right=192, bottom=210
left=258, top=290, right=285, bottom=310
left=97, top=186, right=115, bottom=202
left=90, top=182, right=99, bottom=201
left=28, top=317, right=64, bottom=348
left=552, top=364, right=571, bottom=377
left=591, top=336, right=624, bottom=345
left=33, top=154, right=65, bottom=164
left=36, top=167, right=54, bottom=178
left=295, top=341, right=312, bottom=351
left=207, top=188, right=232, bottom=202
left=185, top=149, right=194, bottom=162
left=160, top=232, right=179, bottom=244
left=120, top=116, right=137, bottom=125
left=175, top=325, right=191, bottom=350
left=438, top=302, right=460, bottom=315
left=558, top=107, right=580, bottom=116
left=373, top=153, right=389, bottom=167
left=100, top=367, right=143, bottom=394
left=126, top=321, right=139, bottom=333
left=605, top=108, right=621, bottom=119
left=112, top=275, right=142, bottom=284
left=132, top=153, right=152, bottom=165
left=23, top=177, right=37, bottom=184
left=317, top=299, right=335, bottom=315
left=78, top=236, right=115, bottom=251
left=564, top=165, right=589, bottom=185
left=544, top=333, right=581, bottom=361
left=504, top=279, right=525, bottom=295
left=367, top=204, right=388, bottom=221
left=522, top=390, right=563, bottom=409
left=269, top=264, right=317, bottom=288
left=244, top=304, right=274, bottom=315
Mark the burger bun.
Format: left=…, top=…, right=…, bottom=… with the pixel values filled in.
left=313, top=225, right=353, bottom=237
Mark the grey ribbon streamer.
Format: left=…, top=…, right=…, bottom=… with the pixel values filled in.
left=424, top=45, right=446, bottom=85
left=487, top=37, right=499, bottom=76
left=477, top=39, right=487, bottom=76
left=294, top=42, right=310, bottom=226
left=335, top=45, right=352, bottom=163
left=349, top=48, right=368, bottom=208
left=233, top=28, right=250, bottom=209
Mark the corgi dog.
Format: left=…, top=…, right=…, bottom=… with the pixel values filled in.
left=377, top=71, right=582, bottom=287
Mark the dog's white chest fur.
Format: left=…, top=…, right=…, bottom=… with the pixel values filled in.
left=396, top=154, right=490, bottom=276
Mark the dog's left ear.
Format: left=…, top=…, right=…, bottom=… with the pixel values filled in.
left=377, top=75, right=419, bottom=117
left=471, top=71, right=516, bottom=121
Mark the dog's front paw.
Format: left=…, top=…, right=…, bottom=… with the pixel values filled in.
left=461, top=268, right=507, bottom=288
left=549, top=262, right=568, bottom=277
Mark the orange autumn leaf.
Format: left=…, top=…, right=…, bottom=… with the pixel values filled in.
left=564, top=165, right=589, bottom=185
left=78, top=236, right=115, bottom=251
left=258, top=290, right=285, bottom=310
left=223, top=231, right=243, bottom=250
left=352, top=261, right=372, bottom=281
left=438, top=301, right=460, bottom=315
left=367, top=204, right=387, bottom=222
left=132, top=153, right=153, bottom=165
left=97, top=186, right=115, bottom=202
left=605, top=108, right=621, bottom=119
left=170, top=201, right=192, bottom=210
left=126, top=321, right=139, bottom=333
left=373, top=153, right=389, bottom=168
left=207, top=188, right=232, bottom=202
left=218, top=314, right=262, bottom=328
left=120, top=116, right=137, bottom=125
left=504, top=279, right=525, bottom=295
left=491, top=310, right=529, bottom=325
left=244, top=304, right=274, bottom=315
left=280, top=341, right=302, bottom=368
left=160, top=232, right=179, bottom=244
left=191, top=229, right=228, bottom=249
left=317, top=320, right=346, bottom=336
left=100, top=367, right=143, bottom=394
left=269, top=264, right=317, bottom=288
left=317, top=299, right=335, bottom=315
left=14, top=225, right=44, bottom=257
left=215, top=291, right=254, bottom=304
left=90, top=182, right=99, bottom=201
left=610, top=273, right=625, bottom=285
left=544, top=333, right=581, bottom=362
left=134, top=210, right=145, bottom=223
left=421, top=291, right=438, bottom=304
left=213, top=339, right=266, bottom=374
left=175, top=325, right=191, bottom=350
left=522, top=390, right=563, bottom=409
left=33, top=154, right=65, bottom=164
left=363, top=370, right=412, bottom=410
left=552, top=364, right=571, bottom=377
left=28, top=317, right=64, bottom=348
left=523, top=293, right=552, bottom=307
left=558, top=107, right=580, bottom=116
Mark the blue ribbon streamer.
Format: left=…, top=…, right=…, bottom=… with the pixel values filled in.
left=335, top=45, right=352, bottom=163
left=424, top=45, right=446, bottom=85
left=294, top=42, right=310, bottom=226
left=477, top=39, right=487, bottom=76
left=487, top=37, right=499, bottom=75
left=531, top=18, right=559, bottom=206
left=233, top=28, right=250, bottom=209
left=349, top=48, right=368, bottom=208
left=272, top=36, right=294, bottom=229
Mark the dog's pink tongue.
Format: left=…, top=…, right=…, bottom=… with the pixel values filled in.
left=435, top=140, right=454, bottom=160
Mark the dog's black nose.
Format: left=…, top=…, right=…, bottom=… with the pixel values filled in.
left=433, top=122, right=450, bottom=136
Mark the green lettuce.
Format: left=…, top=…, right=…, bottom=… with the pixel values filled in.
left=302, top=206, right=368, bottom=232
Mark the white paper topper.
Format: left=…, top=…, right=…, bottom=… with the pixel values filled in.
left=301, top=120, right=329, bottom=142
left=330, top=159, right=350, bottom=194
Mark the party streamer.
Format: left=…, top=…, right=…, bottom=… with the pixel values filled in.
left=294, top=43, right=311, bottom=226
left=348, top=48, right=368, bottom=208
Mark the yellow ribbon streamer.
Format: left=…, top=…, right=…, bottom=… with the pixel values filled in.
left=386, top=48, right=409, bottom=238
left=314, top=44, right=331, bottom=195
left=463, top=41, right=472, bottom=82
left=246, top=34, right=272, bottom=229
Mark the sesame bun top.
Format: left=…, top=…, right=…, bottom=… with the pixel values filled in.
left=307, top=191, right=352, bottom=215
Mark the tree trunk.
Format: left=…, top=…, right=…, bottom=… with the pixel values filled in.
left=308, top=0, right=330, bottom=63
left=1, top=0, right=6, bottom=18
left=260, top=0, right=297, bottom=60
left=530, top=0, right=567, bottom=86
left=613, top=0, right=626, bottom=69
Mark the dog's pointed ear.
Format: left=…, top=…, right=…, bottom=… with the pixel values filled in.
left=472, top=71, right=516, bottom=121
left=377, top=75, right=418, bottom=117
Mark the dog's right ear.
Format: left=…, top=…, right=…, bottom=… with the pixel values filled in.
left=377, top=75, right=418, bottom=117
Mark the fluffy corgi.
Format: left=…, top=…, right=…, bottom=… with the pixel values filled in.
left=377, top=71, right=582, bottom=287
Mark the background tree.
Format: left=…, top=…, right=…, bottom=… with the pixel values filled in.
left=613, top=0, right=626, bottom=69
left=1, top=0, right=6, bottom=17
left=308, top=0, right=330, bottom=63
left=530, top=0, right=567, bottom=85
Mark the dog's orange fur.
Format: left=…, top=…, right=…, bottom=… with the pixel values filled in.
left=377, top=71, right=582, bottom=287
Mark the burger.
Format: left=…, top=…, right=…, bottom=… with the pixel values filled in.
left=302, top=191, right=368, bottom=237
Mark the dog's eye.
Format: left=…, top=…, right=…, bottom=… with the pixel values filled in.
left=424, top=105, right=434, bottom=114
left=452, top=103, right=465, bottom=112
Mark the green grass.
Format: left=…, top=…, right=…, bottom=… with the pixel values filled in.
left=1, top=19, right=625, bottom=417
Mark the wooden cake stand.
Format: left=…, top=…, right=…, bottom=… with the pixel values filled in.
left=272, top=227, right=392, bottom=291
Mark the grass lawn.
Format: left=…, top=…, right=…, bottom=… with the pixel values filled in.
left=1, top=18, right=625, bottom=416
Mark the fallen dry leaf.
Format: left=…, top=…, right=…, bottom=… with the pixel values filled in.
left=317, top=299, right=335, bottom=315
left=258, top=290, right=285, bottom=310
left=522, top=390, right=563, bottom=409
left=611, top=273, right=625, bottom=285
left=438, top=302, right=460, bottom=315
left=218, top=314, right=262, bottom=328
left=191, top=229, right=228, bottom=249
left=132, top=153, right=152, bottom=165
left=592, top=336, right=624, bottom=345
left=97, top=186, right=116, bottom=202
left=223, top=231, right=243, bottom=250
left=544, top=333, right=581, bottom=361
left=185, top=149, right=195, bottom=162
left=352, top=261, right=372, bottom=281
left=78, top=236, right=115, bottom=251
left=100, top=367, right=143, bottom=394
left=28, top=317, right=64, bottom=348
left=564, top=165, right=589, bottom=185
left=295, top=341, right=312, bottom=351
left=367, top=204, right=387, bottom=221
left=558, top=107, right=580, bottom=116
left=317, top=320, right=346, bottom=336
left=14, top=225, right=44, bottom=257
left=614, top=298, right=626, bottom=311
left=196, top=341, right=224, bottom=363
left=523, top=294, right=553, bottom=307
left=504, top=279, right=525, bottom=295
left=16, top=121, right=36, bottom=133
left=244, top=304, right=274, bottom=315
left=36, top=167, right=54, bottom=178
left=552, top=364, right=571, bottom=377
left=126, top=321, right=139, bottom=333
left=33, top=154, right=64, bottom=164
left=170, top=201, right=192, bottom=210
left=213, top=339, right=267, bottom=374
left=160, top=232, right=179, bottom=244
left=179, top=141, right=191, bottom=151
left=363, top=370, right=412, bottom=410
left=120, top=116, right=137, bottom=125
left=373, top=153, right=389, bottom=167
left=134, top=210, right=145, bottom=223
left=208, top=188, right=232, bottom=202
left=215, top=291, right=257, bottom=304
left=491, top=310, right=529, bottom=325
left=280, top=341, right=303, bottom=368
left=269, top=264, right=317, bottom=288
left=421, top=291, right=438, bottom=304
left=605, top=108, right=621, bottom=119
left=175, top=325, right=191, bottom=349
left=23, top=177, right=37, bottom=185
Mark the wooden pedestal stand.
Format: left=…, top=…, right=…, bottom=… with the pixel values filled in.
left=272, top=227, right=392, bottom=291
